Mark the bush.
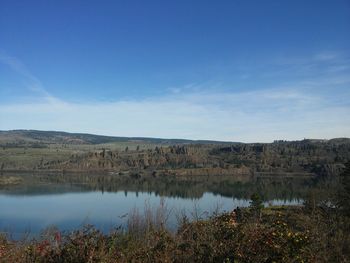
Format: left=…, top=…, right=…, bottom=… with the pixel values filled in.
left=0, top=205, right=349, bottom=262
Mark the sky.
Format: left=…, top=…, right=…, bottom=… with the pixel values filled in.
left=0, top=0, right=350, bottom=142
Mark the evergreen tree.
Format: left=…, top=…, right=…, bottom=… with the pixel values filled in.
left=337, top=162, right=350, bottom=217
left=250, top=193, right=264, bottom=220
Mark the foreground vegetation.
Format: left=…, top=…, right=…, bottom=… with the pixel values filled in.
left=0, top=204, right=349, bottom=262
left=1, top=163, right=349, bottom=263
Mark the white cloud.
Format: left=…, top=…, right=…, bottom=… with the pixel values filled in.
left=1, top=86, right=349, bottom=142
left=1, top=52, right=349, bottom=142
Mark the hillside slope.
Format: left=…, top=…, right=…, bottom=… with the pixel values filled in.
left=1, top=130, right=349, bottom=177
left=30, top=140, right=350, bottom=177
left=0, top=130, right=231, bottom=146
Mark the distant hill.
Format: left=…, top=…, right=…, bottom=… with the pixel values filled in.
left=0, top=129, right=349, bottom=147
left=0, top=130, right=233, bottom=146
left=1, top=130, right=349, bottom=177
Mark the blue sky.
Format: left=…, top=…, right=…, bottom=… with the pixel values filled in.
left=0, top=0, right=350, bottom=142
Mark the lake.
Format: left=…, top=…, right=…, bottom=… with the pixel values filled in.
left=0, top=173, right=319, bottom=239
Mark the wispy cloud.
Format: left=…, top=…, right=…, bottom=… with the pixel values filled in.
left=1, top=84, right=349, bottom=142
left=1, top=52, right=349, bottom=142
left=313, top=51, right=339, bottom=62
left=0, top=52, right=61, bottom=104
left=265, top=50, right=349, bottom=76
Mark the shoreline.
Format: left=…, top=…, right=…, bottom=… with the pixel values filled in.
left=0, top=168, right=317, bottom=178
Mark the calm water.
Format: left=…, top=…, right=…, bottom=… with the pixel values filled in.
left=0, top=173, right=315, bottom=238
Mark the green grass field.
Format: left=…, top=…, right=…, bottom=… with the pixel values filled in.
left=0, top=141, right=164, bottom=170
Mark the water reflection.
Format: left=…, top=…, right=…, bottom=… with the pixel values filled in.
left=0, top=173, right=319, bottom=199
left=0, top=173, right=322, bottom=238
